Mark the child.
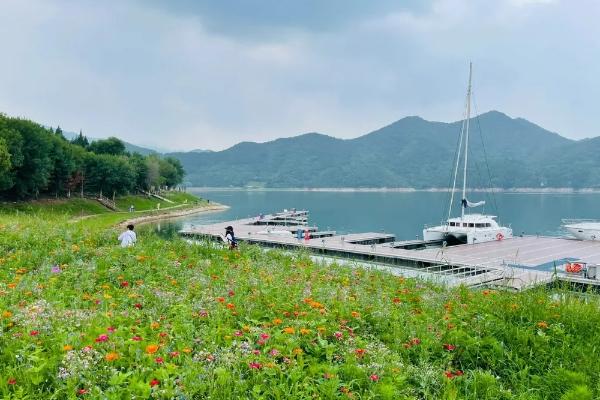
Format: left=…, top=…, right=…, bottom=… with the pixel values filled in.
left=118, top=224, right=137, bottom=247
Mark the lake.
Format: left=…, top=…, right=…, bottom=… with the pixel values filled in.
left=167, top=189, right=600, bottom=240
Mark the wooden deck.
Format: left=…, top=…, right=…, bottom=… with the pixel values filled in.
left=180, top=210, right=600, bottom=291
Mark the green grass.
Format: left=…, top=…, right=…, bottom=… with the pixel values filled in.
left=0, top=198, right=110, bottom=216
left=115, top=192, right=206, bottom=212
left=1, top=209, right=600, bottom=399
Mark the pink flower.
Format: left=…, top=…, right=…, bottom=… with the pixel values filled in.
left=269, top=349, right=280, bottom=357
left=107, top=326, right=116, bottom=333
left=228, top=290, right=235, bottom=297
left=249, top=362, right=262, bottom=369
left=199, top=310, right=208, bottom=317
left=334, top=331, right=343, bottom=340
left=252, top=349, right=260, bottom=355
left=234, top=330, right=243, bottom=336
left=30, top=330, right=39, bottom=336
left=95, top=334, right=109, bottom=343
left=131, top=336, right=143, bottom=341
left=257, top=339, right=266, bottom=346
left=443, top=343, right=456, bottom=351
left=169, top=351, right=179, bottom=358
left=410, top=338, right=421, bottom=345
left=51, top=265, right=61, bottom=273
left=155, top=357, right=164, bottom=364
left=260, top=333, right=270, bottom=340
left=370, top=374, right=380, bottom=382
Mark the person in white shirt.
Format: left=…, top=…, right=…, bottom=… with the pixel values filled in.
left=118, top=224, right=137, bottom=247
left=224, top=226, right=237, bottom=250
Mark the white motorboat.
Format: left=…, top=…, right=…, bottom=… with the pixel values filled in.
left=562, top=220, right=600, bottom=241
left=423, top=63, right=512, bottom=245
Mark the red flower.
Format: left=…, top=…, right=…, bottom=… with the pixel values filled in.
left=134, top=303, right=142, bottom=309
left=228, top=290, right=235, bottom=297
left=120, top=281, right=129, bottom=287
left=131, top=336, right=143, bottom=341
left=444, top=371, right=455, bottom=379
left=169, top=351, right=179, bottom=358
left=95, top=334, right=109, bottom=343
left=30, top=330, right=39, bottom=336
left=155, top=357, right=164, bottom=364
left=370, top=374, right=380, bottom=382
left=249, top=362, right=262, bottom=369
left=455, top=370, right=464, bottom=376
left=107, top=326, right=116, bottom=333
left=410, top=338, right=421, bottom=345
left=354, top=348, right=366, bottom=358
left=392, top=297, right=401, bottom=304
left=78, top=388, right=88, bottom=395
left=7, top=377, right=16, bottom=385
left=443, top=343, right=456, bottom=351
left=150, top=378, right=160, bottom=387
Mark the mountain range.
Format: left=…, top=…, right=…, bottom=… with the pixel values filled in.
left=166, top=111, right=599, bottom=189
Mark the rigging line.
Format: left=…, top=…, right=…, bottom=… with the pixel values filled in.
left=471, top=93, right=500, bottom=217
left=443, top=101, right=468, bottom=224
left=447, top=92, right=470, bottom=223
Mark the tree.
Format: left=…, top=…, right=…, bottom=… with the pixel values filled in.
left=0, top=138, right=11, bottom=188
left=89, top=137, right=126, bottom=156
left=71, top=130, right=89, bottom=149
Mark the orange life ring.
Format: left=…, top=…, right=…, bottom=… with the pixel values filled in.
left=496, top=232, right=504, bottom=241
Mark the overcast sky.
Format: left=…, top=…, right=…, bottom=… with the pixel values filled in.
left=0, top=0, right=598, bottom=151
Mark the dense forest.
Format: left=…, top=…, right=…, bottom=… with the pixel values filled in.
left=0, top=113, right=184, bottom=200
left=170, top=111, right=600, bottom=189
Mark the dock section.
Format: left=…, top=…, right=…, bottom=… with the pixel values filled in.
left=181, top=210, right=600, bottom=291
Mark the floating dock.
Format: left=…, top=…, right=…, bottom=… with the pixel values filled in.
left=180, top=210, right=600, bottom=291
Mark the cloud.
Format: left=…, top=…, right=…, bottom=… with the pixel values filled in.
left=0, top=0, right=598, bottom=151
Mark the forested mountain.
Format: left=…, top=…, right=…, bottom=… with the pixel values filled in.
left=0, top=114, right=184, bottom=199
left=170, top=111, right=593, bottom=188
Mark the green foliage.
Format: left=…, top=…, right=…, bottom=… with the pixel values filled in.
left=0, top=114, right=185, bottom=199
left=1, top=210, right=600, bottom=398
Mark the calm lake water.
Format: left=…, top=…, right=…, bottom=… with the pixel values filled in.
left=164, top=190, right=600, bottom=240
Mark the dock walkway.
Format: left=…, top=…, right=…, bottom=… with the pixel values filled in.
left=180, top=210, right=600, bottom=291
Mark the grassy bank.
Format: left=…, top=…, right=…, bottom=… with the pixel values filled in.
left=1, top=205, right=600, bottom=398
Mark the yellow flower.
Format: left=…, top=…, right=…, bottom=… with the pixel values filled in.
left=146, top=344, right=159, bottom=354
left=293, top=348, right=303, bottom=355
left=242, top=325, right=250, bottom=332
left=300, top=328, right=312, bottom=335
left=2, top=310, right=12, bottom=318
left=63, top=345, right=73, bottom=351
left=105, top=352, right=119, bottom=362
left=151, top=321, right=160, bottom=329
left=183, top=347, right=192, bottom=353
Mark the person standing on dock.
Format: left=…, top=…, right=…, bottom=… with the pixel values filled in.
left=225, top=226, right=237, bottom=250
left=118, top=224, right=137, bottom=247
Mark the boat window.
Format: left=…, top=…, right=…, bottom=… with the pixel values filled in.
left=463, top=223, right=468, bottom=227
left=475, top=223, right=483, bottom=228
left=486, top=223, right=491, bottom=227
left=468, top=223, right=474, bottom=228
left=449, top=222, right=455, bottom=226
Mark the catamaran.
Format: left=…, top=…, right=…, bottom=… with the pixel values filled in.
left=423, top=63, right=512, bottom=245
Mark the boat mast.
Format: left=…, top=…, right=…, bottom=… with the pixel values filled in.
left=461, top=62, right=472, bottom=220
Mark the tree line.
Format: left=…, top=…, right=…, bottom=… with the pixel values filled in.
left=0, top=113, right=184, bottom=200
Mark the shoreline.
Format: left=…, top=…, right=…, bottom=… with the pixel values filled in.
left=117, top=203, right=229, bottom=227
left=190, top=187, right=600, bottom=194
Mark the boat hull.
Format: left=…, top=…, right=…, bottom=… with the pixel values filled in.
left=564, top=224, right=600, bottom=241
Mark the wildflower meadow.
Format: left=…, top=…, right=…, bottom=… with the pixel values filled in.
left=1, top=211, right=600, bottom=399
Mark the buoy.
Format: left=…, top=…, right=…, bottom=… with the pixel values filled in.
left=496, top=232, right=504, bottom=241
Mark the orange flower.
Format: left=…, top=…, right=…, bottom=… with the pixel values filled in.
left=283, top=327, right=295, bottom=334
left=146, top=344, right=159, bottom=354
left=2, top=310, right=12, bottom=318
left=63, top=345, right=73, bottom=351
left=105, top=352, right=119, bottom=362
left=537, top=321, right=549, bottom=329
left=226, top=303, right=235, bottom=310
left=273, top=318, right=283, bottom=325
left=293, top=348, right=303, bottom=355
left=216, top=297, right=225, bottom=303
left=351, top=311, right=360, bottom=318
left=300, top=328, right=312, bottom=335
left=150, top=321, right=160, bottom=330
left=182, top=347, right=192, bottom=353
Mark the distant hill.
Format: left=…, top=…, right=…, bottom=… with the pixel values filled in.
left=169, top=110, right=597, bottom=189
left=63, top=131, right=159, bottom=155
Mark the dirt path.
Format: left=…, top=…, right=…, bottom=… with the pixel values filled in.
left=116, top=203, right=229, bottom=227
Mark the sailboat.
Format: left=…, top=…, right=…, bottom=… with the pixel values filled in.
left=423, top=63, right=512, bottom=245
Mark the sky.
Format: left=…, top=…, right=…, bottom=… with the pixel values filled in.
left=0, top=0, right=598, bottom=151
